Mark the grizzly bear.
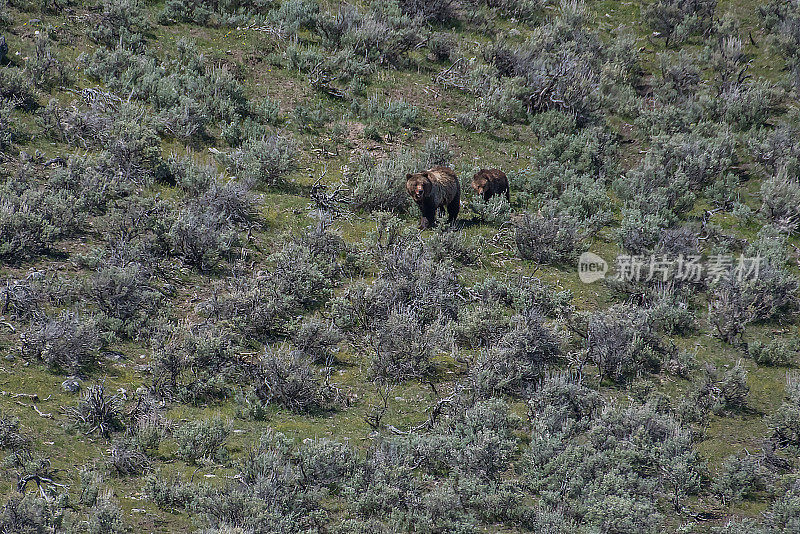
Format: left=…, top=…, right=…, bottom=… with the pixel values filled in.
left=405, top=166, right=461, bottom=229
left=471, top=169, right=510, bottom=202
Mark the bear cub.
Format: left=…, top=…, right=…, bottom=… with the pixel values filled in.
left=471, top=169, right=510, bottom=202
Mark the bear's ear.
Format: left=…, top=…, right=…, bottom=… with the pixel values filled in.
left=406, top=173, right=413, bottom=181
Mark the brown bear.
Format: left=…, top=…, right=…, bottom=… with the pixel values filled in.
left=471, top=169, right=510, bottom=202
left=405, top=166, right=461, bottom=229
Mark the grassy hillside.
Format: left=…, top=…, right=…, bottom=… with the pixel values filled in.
left=1, top=0, right=800, bottom=532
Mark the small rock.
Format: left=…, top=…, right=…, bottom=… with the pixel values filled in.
left=103, top=350, right=126, bottom=362
left=4, top=353, right=15, bottom=362
left=61, top=376, right=81, bottom=393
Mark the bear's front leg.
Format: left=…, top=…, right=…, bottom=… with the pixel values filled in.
left=419, top=201, right=437, bottom=229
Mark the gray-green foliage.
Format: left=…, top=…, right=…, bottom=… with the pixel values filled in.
left=210, top=228, right=347, bottom=340
left=0, top=172, right=85, bottom=260
left=26, top=35, right=69, bottom=90
left=22, top=311, right=101, bottom=373
left=643, top=0, right=716, bottom=47
left=151, top=325, right=237, bottom=403
left=221, top=134, right=297, bottom=187
left=86, top=39, right=248, bottom=135
left=767, top=372, right=800, bottom=450
left=344, top=151, right=414, bottom=213
left=588, top=305, right=667, bottom=383
left=468, top=308, right=560, bottom=397
left=90, top=0, right=149, bottom=50
left=761, top=170, right=800, bottom=233
left=370, top=305, right=450, bottom=382
left=252, top=347, right=343, bottom=413
left=174, top=416, right=231, bottom=464
left=748, top=338, right=799, bottom=367
left=713, top=454, right=769, bottom=505
left=467, top=194, right=511, bottom=224
left=513, top=212, right=585, bottom=265
left=682, top=363, right=751, bottom=421
left=524, top=400, right=701, bottom=532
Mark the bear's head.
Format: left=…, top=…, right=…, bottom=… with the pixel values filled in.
left=406, top=171, right=432, bottom=202
left=471, top=173, right=489, bottom=196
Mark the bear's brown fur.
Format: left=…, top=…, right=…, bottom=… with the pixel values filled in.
left=471, top=169, right=510, bottom=202
left=405, top=166, right=460, bottom=229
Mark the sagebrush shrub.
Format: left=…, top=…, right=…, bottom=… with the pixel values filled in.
left=709, top=80, right=783, bottom=131
left=747, top=338, right=798, bottom=367
left=528, top=371, right=601, bottom=434
left=428, top=31, right=456, bottom=61
left=760, top=170, right=800, bottom=233
left=174, top=416, right=231, bottom=464
left=332, top=238, right=460, bottom=329
left=355, top=95, right=421, bottom=133
left=423, top=227, right=480, bottom=265
left=398, top=0, right=456, bottom=22
left=221, top=134, right=297, bottom=187
left=524, top=401, right=700, bottom=530
left=415, top=397, right=518, bottom=481
left=107, top=436, right=150, bottom=476
left=370, top=306, right=451, bottom=382
left=587, top=305, right=666, bottom=383
left=647, top=286, right=696, bottom=335
left=0, top=66, right=37, bottom=109
left=683, top=363, right=750, bottom=420
left=151, top=324, right=237, bottom=403
left=456, top=301, right=511, bottom=349
left=88, top=495, right=125, bottom=534
left=344, top=150, right=414, bottom=213
left=89, top=262, right=163, bottom=338
left=211, top=238, right=341, bottom=340
left=90, top=0, right=149, bottom=48
left=0, top=177, right=84, bottom=260
left=49, top=156, right=136, bottom=214
left=0, top=97, right=14, bottom=149
left=0, top=412, right=30, bottom=452
left=159, top=0, right=271, bottom=25
left=22, top=311, right=101, bottom=373
left=713, top=454, right=769, bottom=505
left=643, top=0, right=716, bottom=47
left=514, top=212, right=585, bottom=264
left=709, top=266, right=798, bottom=344
left=26, top=35, right=69, bottom=90
left=468, top=308, right=560, bottom=396
left=170, top=201, right=241, bottom=271
left=291, top=317, right=343, bottom=363
left=253, top=347, right=343, bottom=412
left=38, top=99, right=113, bottom=149
left=767, top=372, right=800, bottom=449
left=467, top=195, right=511, bottom=224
